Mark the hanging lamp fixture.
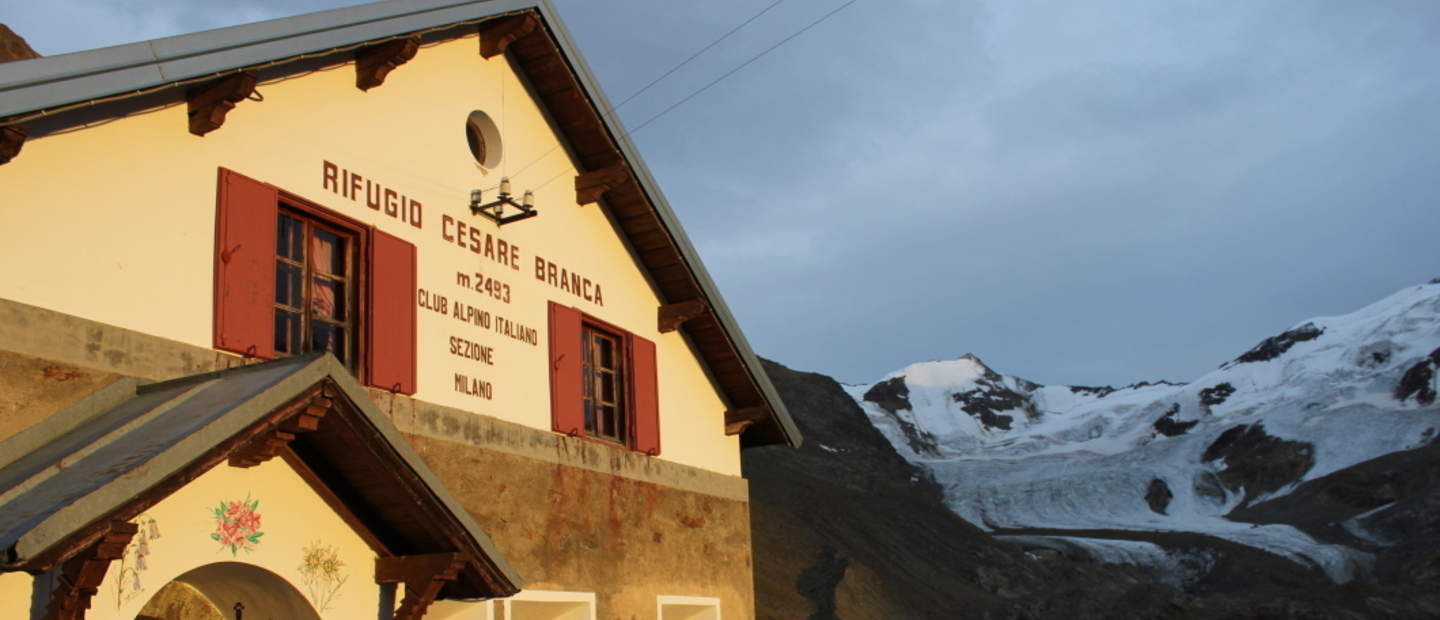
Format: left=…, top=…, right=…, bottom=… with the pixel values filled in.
left=470, top=177, right=537, bottom=225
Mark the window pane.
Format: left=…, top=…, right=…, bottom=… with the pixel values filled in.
left=274, top=308, right=301, bottom=354
left=275, top=262, right=302, bottom=309
left=311, top=276, right=344, bottom=319
left=311, top=322, right=346, bottom=362
left=599, top=370, right=616, bottom=403
left=580, top=324, right=627, bottom=443
left=599, top=404, right=618, bottom=437
left=277, top=214, right=303, bottom=261
left=274, top=208, right=359, bottom=371
left=311, top=229, right=345, bottom=275
left=597, top=336, right=615, bottom=369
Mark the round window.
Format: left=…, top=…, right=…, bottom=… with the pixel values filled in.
left=466, top=110, right=503, bottom=169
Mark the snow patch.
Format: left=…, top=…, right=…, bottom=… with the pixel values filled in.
left=851, top=282, right=1440, bottom=583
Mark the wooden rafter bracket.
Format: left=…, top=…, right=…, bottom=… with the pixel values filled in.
left=0, top=121, right=27, bottom=165
left=574, top=165, right=632, bottom=206
left=43, top=520, right=138, bottom=620
left=479, top=14, right=538, bottom=59
left=658, top=299, right=709, bottom=334
left=376, top=552, right=467, bottom=620
left=187, top=70, right=258, bottom=136
left=724, top=406, right=770, bottom=436
left=356, top=36, right=420, bottom=91
left=229, top=393, right=333, bottom=468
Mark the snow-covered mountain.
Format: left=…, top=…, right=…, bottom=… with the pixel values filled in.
left=847, top=281, right=1440, bottom=586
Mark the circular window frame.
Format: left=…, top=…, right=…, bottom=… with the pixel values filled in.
left=466, top=110, right=503, bottom=170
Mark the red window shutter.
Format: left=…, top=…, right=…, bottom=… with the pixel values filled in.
left=214, top=168, right=277, bottom=359
left=549, top=302, right=585, bottom=436
left=367, top=229, right=417, bottom=394
left=629, top=333, right=660, bottom=456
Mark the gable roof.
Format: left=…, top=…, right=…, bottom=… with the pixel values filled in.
left=0, top=353, right=520, bottom=599
left=0, top=0, right=800, bottom=448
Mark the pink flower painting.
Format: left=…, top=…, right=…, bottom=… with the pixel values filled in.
left=211, top=496, right=264, bottom=555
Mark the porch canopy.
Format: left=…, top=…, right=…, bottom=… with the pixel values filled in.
left=0, top=353, right=520, bottom=617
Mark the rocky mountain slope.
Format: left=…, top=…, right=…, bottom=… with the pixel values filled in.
left=749, top=280, right=1440, bottom=618
left=747, top=360, right=1199, bottom=619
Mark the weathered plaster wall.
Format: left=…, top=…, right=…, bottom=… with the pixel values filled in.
left=411, top=434, right=756, bottom=620
left=376, top=388, right=749, bottom=503
left=0, top=298, right=749, bottom=500
left=0, top=349, right=122, bottom=444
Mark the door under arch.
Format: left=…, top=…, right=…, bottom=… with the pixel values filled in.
left=134, top=562, right=321, bottom=620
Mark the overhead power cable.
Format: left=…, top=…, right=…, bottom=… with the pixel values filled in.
left=511, top=0, right=793, bottom=180
left=519, top=0, right=866, bottom=187
left=602, top=0, right=790, bottom=117
left=623, top=0, right=865, bottom=136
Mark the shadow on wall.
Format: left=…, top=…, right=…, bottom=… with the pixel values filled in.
left=135, top=562, right=320, bottom=620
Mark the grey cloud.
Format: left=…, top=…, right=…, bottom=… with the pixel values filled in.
left=10, top=0, right=1440, bottom=387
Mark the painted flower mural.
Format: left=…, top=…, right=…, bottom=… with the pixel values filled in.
left=298, top=542, right=348, bottom=611
left=114, top=514, right=160, bottom=609
left=211, top=496, right=263, bottom=555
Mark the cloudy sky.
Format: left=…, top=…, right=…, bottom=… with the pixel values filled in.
left=6, top=0, right=1439, bottom=387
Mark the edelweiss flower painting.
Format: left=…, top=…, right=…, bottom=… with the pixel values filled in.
left=298, top=542, right=348, bottom=611
left=210, top=496, right=263, bottom=555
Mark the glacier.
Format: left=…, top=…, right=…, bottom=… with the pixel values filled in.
left=847, top=281, right=1440, bottom=583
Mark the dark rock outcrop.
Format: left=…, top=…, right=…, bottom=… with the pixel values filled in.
left=1198, top=382, right=1236, bottom=407
left=861, top=376, right=910, bottom=414
left=1229, top=323, right=1324, bottom=365
left=0, top=24, right=42, bottom=63
left=1146, top=478, right=1174, bottom=514
left=952, top=387, right=1020, bottom=430
left=1203, top=424, right=1314, bottom=505
left=948, top=356, right=1039, bottom=431
left=765, top=360, right=937, bottom=497
left=1154, top=403, right=1199, bottom=437
left=794, top=546, right=849, bottom=620
left=861, top=376, right=941, bottom=457
left=1231, top=434, right=1440, bottom=589
left=1394, top=348, right=1440, bottom=405
left=1070, top=385, right=1117, bottom=398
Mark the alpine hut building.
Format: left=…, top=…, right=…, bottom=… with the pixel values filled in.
left=0, top=2, right=800, bottom=619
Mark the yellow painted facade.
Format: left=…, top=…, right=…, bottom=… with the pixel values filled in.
left=94, top=461, right=376, bottom=620
left=0, top=34, right=740, bottom=476
left=0, top=6, right=795, bottom=618
left=0, top=572, right=27, bottom=620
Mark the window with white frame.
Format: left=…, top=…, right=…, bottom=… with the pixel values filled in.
left=657, top=595, right=720, bottom=620
left=501, top=590, right=596, bottom=620
left=424, top=599, right=494, bottom=620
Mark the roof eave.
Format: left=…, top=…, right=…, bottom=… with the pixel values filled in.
left=0, top=0, right=801, bottom=448
left=527, top=10, right=801, bottom=447
left=0, top=0, right=535, bottom=119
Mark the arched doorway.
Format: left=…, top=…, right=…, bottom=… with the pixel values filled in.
left=133, top=562, right=320, bottom=620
